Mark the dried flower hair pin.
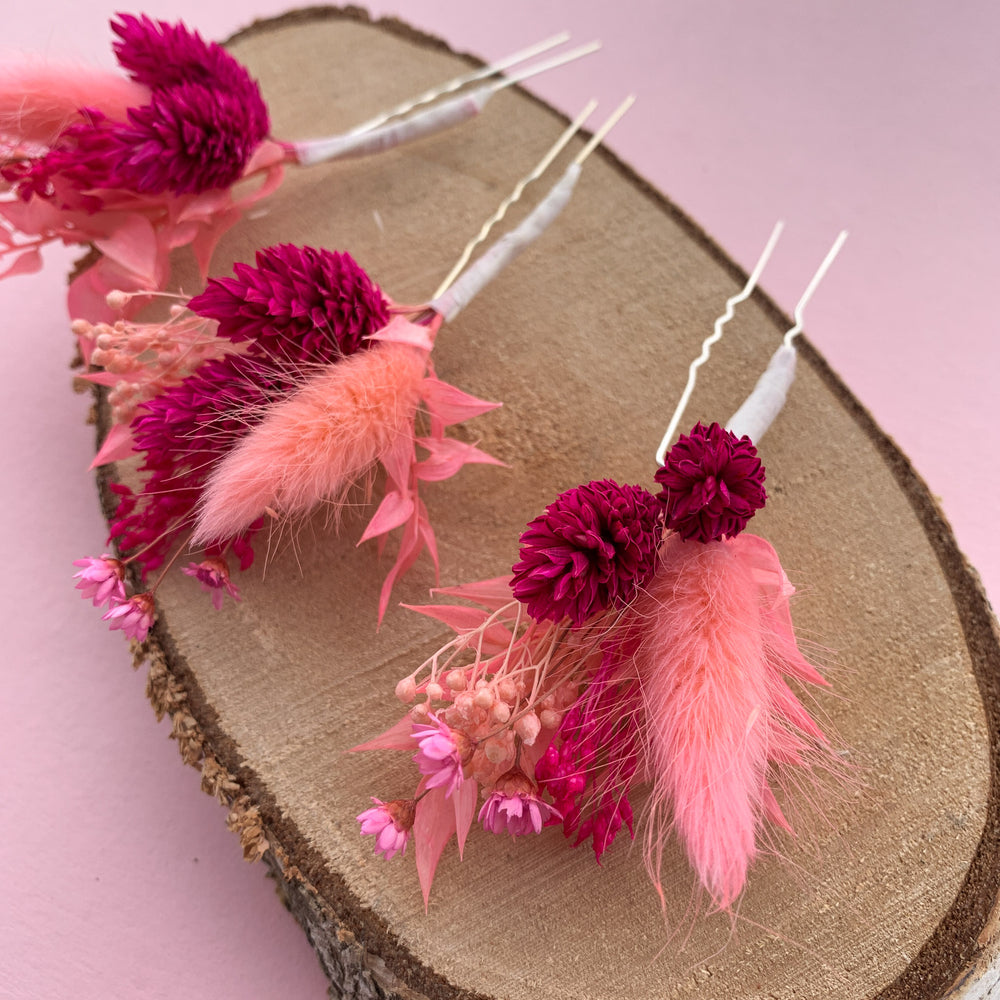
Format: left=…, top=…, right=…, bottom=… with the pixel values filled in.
left=74, top=97, right=634, bottom=641
left=0, top=13, right=597, bottom=321
left=352, top=223, right=852, bottom=912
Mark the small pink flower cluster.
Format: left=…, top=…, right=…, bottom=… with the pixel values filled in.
left=73, top=554, right=153, bottom=641
left=74, top=305, right=224, bottom=432
left=73, top=553, right=241, bottom=642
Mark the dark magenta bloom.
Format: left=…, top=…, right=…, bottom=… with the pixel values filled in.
left=112, top=81, right=269, bottom=194
left=188, top=245, right=390, bottom=363
left=511, top=479, right=662, bottom=627
left=111, top=13, right=266, bottom=99
left=654, top=421, right=766, bottom=543
left=111, top=250, right=389, bottom=575
left=9, top=14, right=271, bottom=202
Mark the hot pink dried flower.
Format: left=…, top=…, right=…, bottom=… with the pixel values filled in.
left=112, top=81, right=269, bottom=195
left=182, top=557, right=241, bottom=611
left=479, top=767, right=560, bottom=836
left=187, top=244, right=389, bottom=362
left=654, top=421, right=766, bottom=543
left=357, top=798, right=416, bottom=860
left=512, top=479, right=662, bottom=626
left=111, top=13, right=259, bottom=94
left=412, top=717, right=471, bottom=798
left=101, top=591, right=155, bottom=641
left=72, top=554, right=126, bottom=609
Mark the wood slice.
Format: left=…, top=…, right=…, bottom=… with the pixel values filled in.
left=92, top=8, right=1000, bottom=999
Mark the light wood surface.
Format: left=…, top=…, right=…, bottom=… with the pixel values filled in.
left=97, top=9, right=1000, bottom=998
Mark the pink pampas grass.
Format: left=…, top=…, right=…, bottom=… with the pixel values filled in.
left=192, top=339, right=428, bottom=544
left=0, top=63, right=149, bottom=147
left=631, top=530, right=833, bottom=909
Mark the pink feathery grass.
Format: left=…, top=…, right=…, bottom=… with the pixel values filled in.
left=631, top=530, right=833, bottom=910
left=0, top=62, right=149, bottom=147
left=192, top=339, right=427, bottom=546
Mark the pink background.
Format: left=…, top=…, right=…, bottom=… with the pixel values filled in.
left=2, top=2, right=997, bottom=997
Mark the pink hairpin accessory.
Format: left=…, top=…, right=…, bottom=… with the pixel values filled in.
left=353, top=223, right=853, bottom=913
left=75, top=98, right=633, bottom=636
left=0, top=14, right=597, bottom=322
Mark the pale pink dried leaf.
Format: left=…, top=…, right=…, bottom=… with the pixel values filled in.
left=414, top=784, right=457, bottom=910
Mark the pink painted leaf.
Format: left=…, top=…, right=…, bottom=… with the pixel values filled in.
left=348, top=712, right=415, bottom=753
left=93, top=215, right=159, bottom=286
left=453, top=778, right=478, bottom=858
left=189, top=209, right=243, bottom=279
left=358, top=490, right=415, bottom=544
left=379, top=428, right=416, bottom=494
left=90, top=422, right=136, bottom=468
left=0, top=247, right=42, bottom=280
left=376, top=508, right=424, bottom=625
left=77, top=370, right=121, bottom=388
left=414, top=784, right=457, bottom=910
left=414, top=436, right=505, bottom=483
left=367, top=314, right=437, bottom=352
left=421, top=376, right=500, bottom=427
left=402, top=602, right=493, bottom=633
left=432, top=576, right=515, bottom=610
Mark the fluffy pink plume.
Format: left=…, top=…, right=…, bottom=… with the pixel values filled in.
left=192, top=341, right=427, bottom=545
left=0, top=61, right=148, bottom=146
left=631, top=531, right=834, bottom=910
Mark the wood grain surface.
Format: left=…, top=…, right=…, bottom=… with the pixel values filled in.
left=95, top=9, right=1000, bottom=999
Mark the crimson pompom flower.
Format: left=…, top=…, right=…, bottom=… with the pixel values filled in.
left=111, top=13, right=258, bottom=94
left=654, top=421, right=766, bottom=543
left=112, top=82, right=269, bottom=194
left=511, top=479, right=662, bottom=627
left=188, top=245, right=390, bottom=363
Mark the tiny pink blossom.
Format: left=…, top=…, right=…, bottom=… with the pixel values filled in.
left=102, top=592, right=155, bottom=641
left=412, top=716, right=471, bottom=798
left=357, top=798, right=415, bottom=860
left=182, top=557, right=241, bottom=610
left=73, top=554, right=126, bottom=609
left=478, top=768, right=561, bottom=837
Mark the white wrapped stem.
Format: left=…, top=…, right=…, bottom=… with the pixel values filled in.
left=294, top=86, right=492, bottom=166
left=726, top=343, right=798, bottom=443
left=431, top=162, right=582, bottom=321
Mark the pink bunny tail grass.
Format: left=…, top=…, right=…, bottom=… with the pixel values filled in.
left=632, top=531, right=835, bottom=911
left=192, top=341, right=427, bottom=545
left=0, top=62, right=148, bottom=146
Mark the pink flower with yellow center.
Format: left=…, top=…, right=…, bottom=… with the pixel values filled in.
left=479, top=767, right=561, bottom=837
left=357, top=798, right=415, bottom=860
left=72, top=554, right=126, bottom=609
left=182, top=557, right=241, bottom=610
left=412, top=717, right=472, bottom=798
left=102, top=592, right=155, bottom=641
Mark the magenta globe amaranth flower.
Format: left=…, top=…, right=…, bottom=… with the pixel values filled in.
left=113, top=81, right=269, bottom=194
left=511, top=479, right=662, bottom=626
left=188, top=245, right=390, bottom=363
left=357, top=798, right=416, bottom=860
left=655, top=422, right=767, bottom=543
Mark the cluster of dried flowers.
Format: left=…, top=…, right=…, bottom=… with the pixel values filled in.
left=1, top=14, right=288, bottom=320
left=354, top=421, right=838, bottom=911
left=73, top=244, right=498, bottom=640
